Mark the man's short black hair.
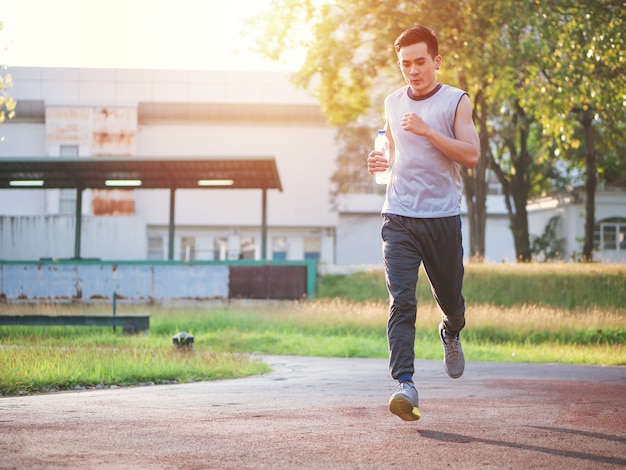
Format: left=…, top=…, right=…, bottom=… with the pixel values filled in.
left=394, top=25, right=439, bottom=58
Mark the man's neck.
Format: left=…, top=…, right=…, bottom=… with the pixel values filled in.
left=407, top=83, right=442, bottom=101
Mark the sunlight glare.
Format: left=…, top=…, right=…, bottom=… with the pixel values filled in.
left=1, top=0, right=304, bottom=71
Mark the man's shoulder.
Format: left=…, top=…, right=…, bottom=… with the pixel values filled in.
left=386, top=86, right=408, bottom=99
left=385, top=86, right=409, bottom=105
left=438, top=84, right=467, bottom=98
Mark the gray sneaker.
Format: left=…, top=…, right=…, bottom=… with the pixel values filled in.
left=389, top=381, right=420, bottom=421
left=439, top=323, right=465, bottom=378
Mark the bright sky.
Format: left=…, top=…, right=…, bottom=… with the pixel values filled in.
left=1, top=0, right=303, bottom=71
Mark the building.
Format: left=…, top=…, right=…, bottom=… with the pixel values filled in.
left=1, top=66, right=625, bottom=268
left=526, top=183, right=626, bottom=263
left=0, top=67, right=337, bottom=264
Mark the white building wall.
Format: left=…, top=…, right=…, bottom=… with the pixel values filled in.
left=80, top=216, right=147, bottom=260
left=0, top=189, right=46, bottom=215
left=335, top=193, right=519, bottom=265
left=482, top=216, right=516, bottom=263
left=526, top=198, right=569, bottom=258
left=136, top=123, right=337, bottom=227
left=590, top=191, right=626, bottom=263
left=0, top=123, right=49, bottom=215
left=563, top=204, right=584, bottom=259
left=287, top=237, right=304, bottom=260
left=0, top=216, right=146, bottom=260
left=0, top=123, right=46, bottom=156
left=526, top=190, right=626, bottom=262
left=337, top=214, right=384, bottom=265
left=335, top=212, right=518, bottom=265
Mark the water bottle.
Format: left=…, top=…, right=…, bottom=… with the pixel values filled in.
left=374, top=129, right=390, bottom=185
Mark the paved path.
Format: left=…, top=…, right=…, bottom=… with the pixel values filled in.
left=1, top=356, right=625, bottom=469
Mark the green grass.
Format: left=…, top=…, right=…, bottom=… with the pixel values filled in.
left=0, top=344, right=268, bottom=396
left=319, top=263, right=626, bottom=308
left=1, top=263, right=624, bottom=396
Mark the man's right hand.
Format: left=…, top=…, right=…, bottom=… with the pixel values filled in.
left=367, top=150, right=389, bottom=175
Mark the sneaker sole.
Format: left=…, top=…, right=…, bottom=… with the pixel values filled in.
left=389, top=395, right=420, bottom=421
left=444, top=363, right=464, bottom=379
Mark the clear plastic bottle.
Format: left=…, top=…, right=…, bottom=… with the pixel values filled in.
left=374, top=129, right=390, bottom=185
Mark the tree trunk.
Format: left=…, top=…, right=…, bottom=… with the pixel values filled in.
left=462, top=171, right=487, bottom=263
left=512, top=185, right=531, bottom=261
left=581, top=109, right=596, bottom=263
left=489, top=100, right=533, bottom=262
left=462, top=92, right=488, bottom=263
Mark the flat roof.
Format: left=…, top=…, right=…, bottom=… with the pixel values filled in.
left=0, top=157, right=282, bottom=191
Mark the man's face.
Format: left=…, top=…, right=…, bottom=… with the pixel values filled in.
left=397, top=42, right=441, bottom=96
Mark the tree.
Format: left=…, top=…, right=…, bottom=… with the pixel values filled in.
left=528, top=0, right=626, bottom=262
left=431, top=0, right=498, bottom=262
left=248, top=0, right=492, bottom=260
left=0, top=21, right=16, bottom=127
left=247, top=0, right=625, bottom=264
left=329, top=123, right=380, bottom=203
left=441, top=1, right=572, bottom=262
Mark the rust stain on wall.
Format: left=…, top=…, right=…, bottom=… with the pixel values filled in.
left=92, top=131, right=136, bottom=155
left=46, top=105, right=139, bottom=216
left=45, top=107, right=91, bottom=144
left=92, top=107, right=138, bottom=157
left=90, top=107, right=138, bottom=214
left=92, top=189, right=136, bottom=216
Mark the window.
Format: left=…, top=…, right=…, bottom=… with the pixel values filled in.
left=240, top=237, right=255, bottom=260
left=60, top=145, right=79, bottom=157
left=147, top=236, right=163, bottom=260
left=304, top=237, right=321, bottom=261
left=214, top=237, right=228, bottom=261
left=59, top=189, right=77, bottom=214
left=180, top=236, right=195, bottom=261
left=594, top=218, right=626, bottom=251
left=272, top=237, right=287, bottom=260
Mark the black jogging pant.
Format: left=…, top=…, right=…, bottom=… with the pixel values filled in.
left=382, top=213, right=466, bottom=381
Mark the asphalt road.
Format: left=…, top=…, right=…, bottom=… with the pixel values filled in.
left=1, top=356, right=625, bottom=469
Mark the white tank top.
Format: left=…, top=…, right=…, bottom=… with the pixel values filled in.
left=382, top=84, right=466, bottom=218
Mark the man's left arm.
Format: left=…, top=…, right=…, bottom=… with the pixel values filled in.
left=430, top=95, right=480, bottom=168
left=402, top=94, right=480, bottom=168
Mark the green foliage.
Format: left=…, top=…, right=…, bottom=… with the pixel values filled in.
left=531, top=0, right=625, bottom=143
left=0, top=21, right=17, bottom=125
left=248, top=0, right=626, bottom=262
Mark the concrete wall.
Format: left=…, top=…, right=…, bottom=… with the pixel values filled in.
left=136, top=123, right=337, bottom=227
left=0, top=216, right=147, bottom=260
left=0, top=123, right=46, bottom=155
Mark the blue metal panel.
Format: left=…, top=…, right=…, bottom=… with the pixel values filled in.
left=78, top=264, right=154, bottom=300
left=3, top=264, right=77, bottom=299
left=153, top=264, right=229, bottom=299
left=0, top=260, right=314, bottom=301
